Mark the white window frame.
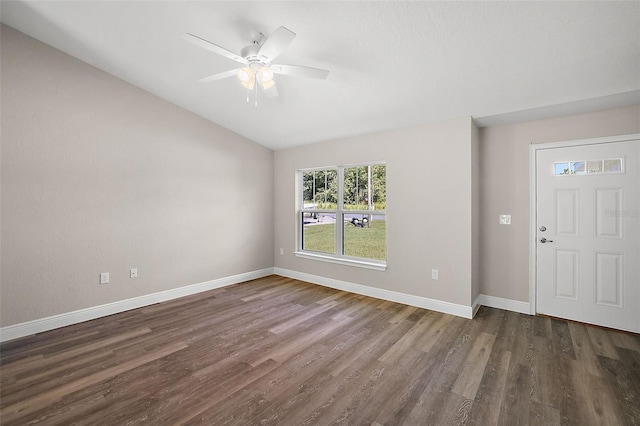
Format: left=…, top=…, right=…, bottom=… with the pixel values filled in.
left=295, top=162, right=387, bottom=271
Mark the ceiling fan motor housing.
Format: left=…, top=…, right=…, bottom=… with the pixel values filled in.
left=240, top=44, right=269, bottom=67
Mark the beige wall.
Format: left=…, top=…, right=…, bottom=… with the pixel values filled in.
left=274, top=117, right=476, bottom=307
left=479, top=105, right=640, bottom=302
left=0, top=25, right=274, bottom=326
left=471, top=122, right=481, bottom=304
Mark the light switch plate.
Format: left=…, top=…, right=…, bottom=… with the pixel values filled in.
left=130, top=268, right=138, bottom=278
left=499, top=214, right=511, bottom=225
left=100, top=272, right=109, bottom=284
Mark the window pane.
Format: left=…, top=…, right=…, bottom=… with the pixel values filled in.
left=343, top=213, right=386, bottom=261
left=302, top=212, right=335, bottom=254
left=372, top=164, right=386, bottom=210
left=343, top=164, right=386, bottom=210
left=587, top=160, right=603, bottom=174
left=604, top=159, right=622, bottom=173
left=554, top=162, right=569, bottom=175
left=302, top=170, right=337, bottom=209
left=570, top=161, right=585, bottom=175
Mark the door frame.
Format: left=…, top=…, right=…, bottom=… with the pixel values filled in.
left=528, top=133, right=640, bottom=316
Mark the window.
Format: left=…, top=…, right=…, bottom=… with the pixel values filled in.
left=553, top=158, right=623, bottom=176
left=298, top=163, right=386, bottom=270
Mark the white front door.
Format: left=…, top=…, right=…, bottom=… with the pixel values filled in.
left=536, top=139, right=640, bottom=333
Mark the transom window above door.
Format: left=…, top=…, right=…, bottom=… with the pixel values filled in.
left=553, top=158, right=623, bottom=176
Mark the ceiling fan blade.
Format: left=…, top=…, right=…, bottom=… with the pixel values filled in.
left=198, top=68, right=241, bottom=83
left=258, top=26, right=295, bottom=62
left=183, top=33, right=248, bottom=65
left=271, top=64, right=329, bottom=80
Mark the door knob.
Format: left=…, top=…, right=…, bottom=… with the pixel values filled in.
left=540, top=237, right=554, bottom=243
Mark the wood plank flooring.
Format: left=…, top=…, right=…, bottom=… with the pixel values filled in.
left=1, top=275, right=639, bottom=425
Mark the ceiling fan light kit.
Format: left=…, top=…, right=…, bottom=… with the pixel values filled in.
left=238, top=67, right=252, bottom=83
left=183, top=26, right=329, bottom=106
left=258, top=67, right=274, bottom=83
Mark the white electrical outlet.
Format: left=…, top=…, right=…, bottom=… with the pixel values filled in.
left=130, top=268, right=138, bottom=278
left=431, top=269, right=439, bottom=280
left=100, top=272, right=109, bottom=284
left=499, top=214, right=512, bottom=225
left=279, top=248, right=284, bottom=256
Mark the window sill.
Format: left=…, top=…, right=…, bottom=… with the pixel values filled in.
left=294, top=251, right=387, bottom=271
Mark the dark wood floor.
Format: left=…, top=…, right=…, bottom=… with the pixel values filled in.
left=1, top=275, right=639, bottom=425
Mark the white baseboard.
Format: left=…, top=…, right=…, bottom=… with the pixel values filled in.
left=274, top=267, right=474, bottom=319
left=1, top=269, right=534, bottom=343
left=472, top=295, right=482, bottom=318
left=476, top=294, right=532, bottom=315
left=0, top=268, right=274, bottom=343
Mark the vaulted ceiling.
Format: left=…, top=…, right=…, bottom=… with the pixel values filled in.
left=2, top=1, right=639, bottom=150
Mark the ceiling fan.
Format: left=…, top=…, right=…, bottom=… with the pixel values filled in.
left=183, top=26, right=329, bottom=102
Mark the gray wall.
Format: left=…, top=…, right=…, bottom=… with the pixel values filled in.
left=1, top=25, right=274, bottom=327
left=274, top=117, right=477, bottom=307
left=479, top=105, right=640, bottom=302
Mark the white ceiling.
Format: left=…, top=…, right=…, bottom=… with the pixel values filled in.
left=2, top=1, right=639, bottom=150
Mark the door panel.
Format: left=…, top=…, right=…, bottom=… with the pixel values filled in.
left=594, top=252, right=622, bottom=307
left=536, top=140, right=639, bottom=333
left=556, top=189, right=579, bottom=236
left=595, top=188, right=622, bottom=238
left=555, top=250, right=578, bottom=299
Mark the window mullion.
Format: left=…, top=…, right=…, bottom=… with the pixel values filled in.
left=337, top=166, right=344, bottom=257
left=298, top=171, right=304, bottom=251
